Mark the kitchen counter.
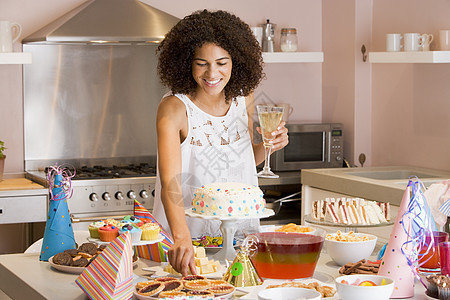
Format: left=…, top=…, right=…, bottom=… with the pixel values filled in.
left=0, top=177, right=46, bottom=193
left=301, top=166, right=450, bottom=206
left=0, top=177, right=48, bottom=225
left=0, top=250, right=428, bottom=299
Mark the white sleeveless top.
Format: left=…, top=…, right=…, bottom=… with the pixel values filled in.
left=152, top=93, right=258, bottom=238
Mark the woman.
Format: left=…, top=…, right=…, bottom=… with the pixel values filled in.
left=153, top=9, right=289, bottom=276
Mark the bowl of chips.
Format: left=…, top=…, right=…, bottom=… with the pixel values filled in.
left=325, top=231, right=377, bottom=266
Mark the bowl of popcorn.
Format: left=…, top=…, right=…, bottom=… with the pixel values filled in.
left=335, top=274, right=394, bottom=300
left=325, top=231, right=377, bottom=266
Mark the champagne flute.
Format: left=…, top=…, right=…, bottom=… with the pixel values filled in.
left=257, top=105, right=284, bottom=178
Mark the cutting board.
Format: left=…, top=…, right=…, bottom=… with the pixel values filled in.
left=0, top=178, right=45, bottom=191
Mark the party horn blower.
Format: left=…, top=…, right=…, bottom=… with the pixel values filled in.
left=40, top=166, right=76, bottom=261
left=378, top=185, right=414, bottom=298
left=223, top=235, right=263, bottom=287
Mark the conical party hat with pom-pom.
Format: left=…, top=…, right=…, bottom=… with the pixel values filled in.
left=40, top=172, right=76, bottom=261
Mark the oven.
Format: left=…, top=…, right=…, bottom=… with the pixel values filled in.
left=26, top=163, right=156, bottom=231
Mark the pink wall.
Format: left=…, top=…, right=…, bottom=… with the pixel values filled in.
left=371, top=0, right=450, bottom=170
left=322, top=0, right=450, bottom=171
left=1, top=0, right=449, bottom=173
left=0, top=0, right=322, bottom=174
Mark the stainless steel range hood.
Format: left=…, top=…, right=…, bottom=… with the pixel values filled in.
left=23, top=0, right=179, bottom=44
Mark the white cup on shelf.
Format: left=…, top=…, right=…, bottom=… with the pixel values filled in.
left=403, top=33, right=422, bottom=52
left=0, top=20, right=22, bottom=53
left=386, top=33, right=403, bottom=52
left=440, top=30, right=450, bottom=51
left=420, top=34, right=433, bottom=51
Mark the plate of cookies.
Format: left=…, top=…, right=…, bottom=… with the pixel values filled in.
left=48, top=242, right=138, bottom=274
left=134, top=275, right=235, bottom=299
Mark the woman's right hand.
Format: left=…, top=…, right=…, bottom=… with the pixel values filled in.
left=168, top=237, right=197, bottom=277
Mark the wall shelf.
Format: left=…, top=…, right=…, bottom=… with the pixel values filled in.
left=0, top=53, right=32, bottom=64
left=262, top=52, right=324, bottom=63
left=369, top=51, right=450, bottom=63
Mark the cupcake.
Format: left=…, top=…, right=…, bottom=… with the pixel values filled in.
left=427, top=274, right=450, bottom=299
left=123, top=215, right=141, bottom=224
left=103, top=218, right=120, bottom=227
left=437, top=275, right=450, bottom=300
left=139, top=221, right=161, bottom=241
left=119, top=223, right=142, bottom=243
left=98, top=224, right=119, bottom=242
left=88, top=221, right=105, bottom=238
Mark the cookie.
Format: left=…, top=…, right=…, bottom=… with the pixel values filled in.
left=186, top=290, right=214, bottom=297
left=137, top=282, right=164, bottom=296
left=64, top=249, right=79, bottom=257
left=78, top=243, right=98, bottom=255
left=52, top=252, right=73, bottom=266
left=71, top=257, right=89, bottom=267
left=161, top=280, right=183, bottom=292
left=158, top=291, right=186, bottom=298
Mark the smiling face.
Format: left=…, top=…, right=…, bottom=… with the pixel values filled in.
left=191, top=43, right=232, bottom=97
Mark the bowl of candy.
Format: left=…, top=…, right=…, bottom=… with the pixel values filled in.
left=335, top=274, right=394, bottom=300
left=325, top=231, right=377, bottom=266
left=248, top=229, right=325, bottom=279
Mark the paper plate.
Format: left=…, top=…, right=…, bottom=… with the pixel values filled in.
left=142, top=262, right=226, bottom=279
left=48, top=255, right=138, bottom=274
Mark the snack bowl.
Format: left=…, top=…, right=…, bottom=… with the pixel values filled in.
left=248, top=229, right=325, bottom=279
left=335, top=274, right=394, bottom=300
left=258, top=287, right=321, bottom=300
left=325, top=232, right=377, bottom=266
left=260, top=224, right=316, bottom=235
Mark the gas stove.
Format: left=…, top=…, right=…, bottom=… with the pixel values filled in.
left=26, top=163, right=157, bottom=227
left=65, top=163, right=156, bottom=180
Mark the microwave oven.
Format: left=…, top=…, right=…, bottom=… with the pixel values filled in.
left=271, top=123, right=343, bottom=171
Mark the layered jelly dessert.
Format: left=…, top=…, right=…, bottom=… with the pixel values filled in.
left=250, top=232, right=324, bottom=279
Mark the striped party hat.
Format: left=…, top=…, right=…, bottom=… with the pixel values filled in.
left=75, top=232, right=133, bottom=300
left=133, top=199, right=173, bottom=262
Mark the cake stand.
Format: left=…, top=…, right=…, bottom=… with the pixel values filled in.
left=185, top=208, right=274, bottom=261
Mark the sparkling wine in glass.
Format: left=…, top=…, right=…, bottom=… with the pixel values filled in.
left=257, top=105, right=284, bottom=178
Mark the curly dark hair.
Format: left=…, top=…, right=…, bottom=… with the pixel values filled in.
left=157, top=9, right=264, bottom=102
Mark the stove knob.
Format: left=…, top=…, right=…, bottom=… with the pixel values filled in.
left=102, top=192, right=111, bottom=201
left=127, top=190, right=136, bottom=199
left=140, top=190, right=149, bottom=199
left=89, top=193, right=98, bottom=202
left=115, top=191, right=124, bottom=201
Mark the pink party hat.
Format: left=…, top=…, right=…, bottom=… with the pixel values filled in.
left=133, top=199, right=173, bottom=262
left=378, top=186, right=414, bottom=298
left=76, top=232, right=133, bottom=300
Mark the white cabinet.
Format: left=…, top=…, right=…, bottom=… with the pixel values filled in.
left=0, top=53, right=32, bottom=64
left=369, top=51, right=450, bottom=63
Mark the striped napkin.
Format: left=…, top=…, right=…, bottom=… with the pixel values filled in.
left=133, top=199, right=174, bottom=262
left=75, top=232, right=133, bottom=300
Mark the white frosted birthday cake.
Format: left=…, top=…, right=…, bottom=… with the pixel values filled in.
left=192, top=182, right=265, bottom=217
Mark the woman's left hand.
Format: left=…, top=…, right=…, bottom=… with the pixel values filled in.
left=257, top=121, right=289, bottom=152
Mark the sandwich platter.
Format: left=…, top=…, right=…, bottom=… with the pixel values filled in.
left=307, top=198, right=393, bottom=229
left=305, top=214, right=393, bottom=228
